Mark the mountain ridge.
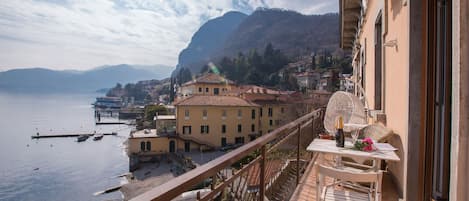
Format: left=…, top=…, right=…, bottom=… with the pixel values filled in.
left=0, top=64, right=174, bottom=93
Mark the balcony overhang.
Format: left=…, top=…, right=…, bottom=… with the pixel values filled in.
left=340, top=0, right=362, bottom=50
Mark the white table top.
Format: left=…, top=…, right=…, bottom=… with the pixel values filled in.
left=306, top=139, right=400, bottom=162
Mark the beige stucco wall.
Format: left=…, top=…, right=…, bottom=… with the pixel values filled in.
left=450, top=0, right=469, bottom=200
left=179, top=83, right=235, bottom=97
left=259, top=104, right=289, bottom=135
left=176, top=105, right=259, bottom=147
left=128, top=137, right=172, bottom=154
left=128, top=137, right=202, bottom=155
left=353, top=0, right=409, bottom=196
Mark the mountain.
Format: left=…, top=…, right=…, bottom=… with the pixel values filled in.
left=177, top=11, right=248, bottom=73
left=0, top=64, right=174, bottom=93
left=221, top=9, right=339, bottom=57
left=176, top=9, right=339, bottom=74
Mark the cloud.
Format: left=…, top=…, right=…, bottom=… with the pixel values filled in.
left=0, top=0, right=337, bottom=71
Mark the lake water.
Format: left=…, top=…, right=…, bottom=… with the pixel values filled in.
left=0, top=92, right=131, bottom=201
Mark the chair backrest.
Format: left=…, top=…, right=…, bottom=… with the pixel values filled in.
left=360, top=123, right=393, bottom=142
left=318, top=164, right=382, bottom=183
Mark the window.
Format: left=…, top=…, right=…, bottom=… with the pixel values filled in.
left=202, top=109, right=207, bottom=118
left=251, top=124, right=255, bottom=132
left=260, top=108, right=263, bottom=117
left=237, top=109, right=242, bottom=118
left=140, top=141, right=145, bottom=151
left=214, top=88, right=219, bottom=95
left=235, top=137, right=245, bottom=144
left=205, top=88, right=209, bottom=93
left=222, top=110, right=227, bottom=118
left=183, top=126, right=192, bottom=134
left=269, top=119, right=273, bottom=126
left=251, top=109, right=256, bottom=119
left=281, top=107, right=285, bottom=113
left=198, top=87, right=202, bottom=92
left=426, top=1, right=452, bottom=199
left=221, top=137, right=227, bottom=147
left=237, top=124, right=242, bottom=133
left=222, top=125, right=226, bottom=133
left=146, top=141, right=151, bottom=151
left=184, top=109, right=189, bottom=118
left=374, top=12, right=383, bottom=110
left=200, top=125, right=209, bottom=134
left=184, top=141, right=190, bottom=152
left=268, top=108, right=273, bottom=117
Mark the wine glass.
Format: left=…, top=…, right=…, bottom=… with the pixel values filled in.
left=351, top=130, right=359, bottom=144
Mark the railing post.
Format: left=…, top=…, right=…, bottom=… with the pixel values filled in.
left=259, top=145, right=266, bottom=201
left=211, top=175, right=216, bottom=190
left=311, top=112, right=315, bottom=138
left=296, top=124, right=301, bottom=185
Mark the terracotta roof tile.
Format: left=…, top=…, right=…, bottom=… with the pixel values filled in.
left=174, top=95, right=259, bottom=107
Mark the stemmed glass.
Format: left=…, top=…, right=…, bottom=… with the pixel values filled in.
left=351, top=130, right=360, bottom=144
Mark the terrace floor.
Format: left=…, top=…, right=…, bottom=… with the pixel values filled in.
left=290, top=159, right=401, bottom=201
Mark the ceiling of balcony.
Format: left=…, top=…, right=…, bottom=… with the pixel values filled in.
left=340, top=0, right=362, bottom=50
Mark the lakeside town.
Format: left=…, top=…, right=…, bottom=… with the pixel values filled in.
left=91, top=53, right=352, bottom=199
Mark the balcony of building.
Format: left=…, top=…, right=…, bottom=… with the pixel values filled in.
left=128, top=107, right=402, bottom=201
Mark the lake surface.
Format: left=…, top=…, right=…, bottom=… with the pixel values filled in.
left=0, top=92, right=131, bottom=201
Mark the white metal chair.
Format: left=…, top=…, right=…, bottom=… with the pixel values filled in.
left=316, top=164, right=383, bottom=201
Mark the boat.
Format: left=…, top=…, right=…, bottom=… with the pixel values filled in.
left=93, top=97, right=122, bottom=109
left=93, top=134, right=103, bottom=141
left=77, top=135, right=89, bottom=142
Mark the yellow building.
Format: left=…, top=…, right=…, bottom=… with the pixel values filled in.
left=230, top=85, right=299, bottom=135
left=129, top=78, right=302, bottom=155
left=176, top=73, right=236, bottom=100
left=340, top=0, right=469, bottom=200
left=174, top=95, right=260, bottom=148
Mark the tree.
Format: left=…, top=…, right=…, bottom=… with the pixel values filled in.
left=144, top=105, right=168, bottom=122
left=177, top=68, right=192, bottom=85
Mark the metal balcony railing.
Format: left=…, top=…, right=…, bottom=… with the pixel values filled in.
left=130, top=108, right=325, bottom=201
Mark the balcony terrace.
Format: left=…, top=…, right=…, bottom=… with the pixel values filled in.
left=129, top=108, right=400, bottom=201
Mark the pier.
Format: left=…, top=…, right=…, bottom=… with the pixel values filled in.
left=95, top=122, right=127, bottom=125
left=31, top=132, right=117, bottom=139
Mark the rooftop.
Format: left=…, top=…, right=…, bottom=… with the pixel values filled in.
left=173, top=95, right=259, bottom=107
left=155, top=115, right=176, bottom=120
left=130, top=129, right=158, bottom=138
left=181, top=73, right=235, bottom=86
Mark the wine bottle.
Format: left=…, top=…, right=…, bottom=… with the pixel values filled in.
left=335, top=116, right=345, bottom=147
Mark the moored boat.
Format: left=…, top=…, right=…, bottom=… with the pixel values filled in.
left=93, top=134, right=103, bottom=141
left=77, top=135, right=89, bottom=142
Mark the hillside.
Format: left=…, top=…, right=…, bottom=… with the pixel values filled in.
left=222, top=9, right=339, bottom=57
left=177, top=11, right=248, bottom=73
left=176, top=9, right=339, bottom=74
left=0, top=64, right=174, bottom=93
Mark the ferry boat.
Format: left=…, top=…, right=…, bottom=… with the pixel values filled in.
left=93, top=97, right=122, bottom=109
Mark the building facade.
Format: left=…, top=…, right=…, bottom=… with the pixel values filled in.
left=175, top=95, right=260, bottom=148
left=176, top=73, right=236, bottom=100
left=340, top=0, right=469, bottom=200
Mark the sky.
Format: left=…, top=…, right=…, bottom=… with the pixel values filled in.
left=0, top=0, right=338, bottom=71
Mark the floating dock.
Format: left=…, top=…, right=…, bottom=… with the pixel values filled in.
left=31, top=132, right=117, bottom=139
left=95, top=122, right=127, bottom=125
